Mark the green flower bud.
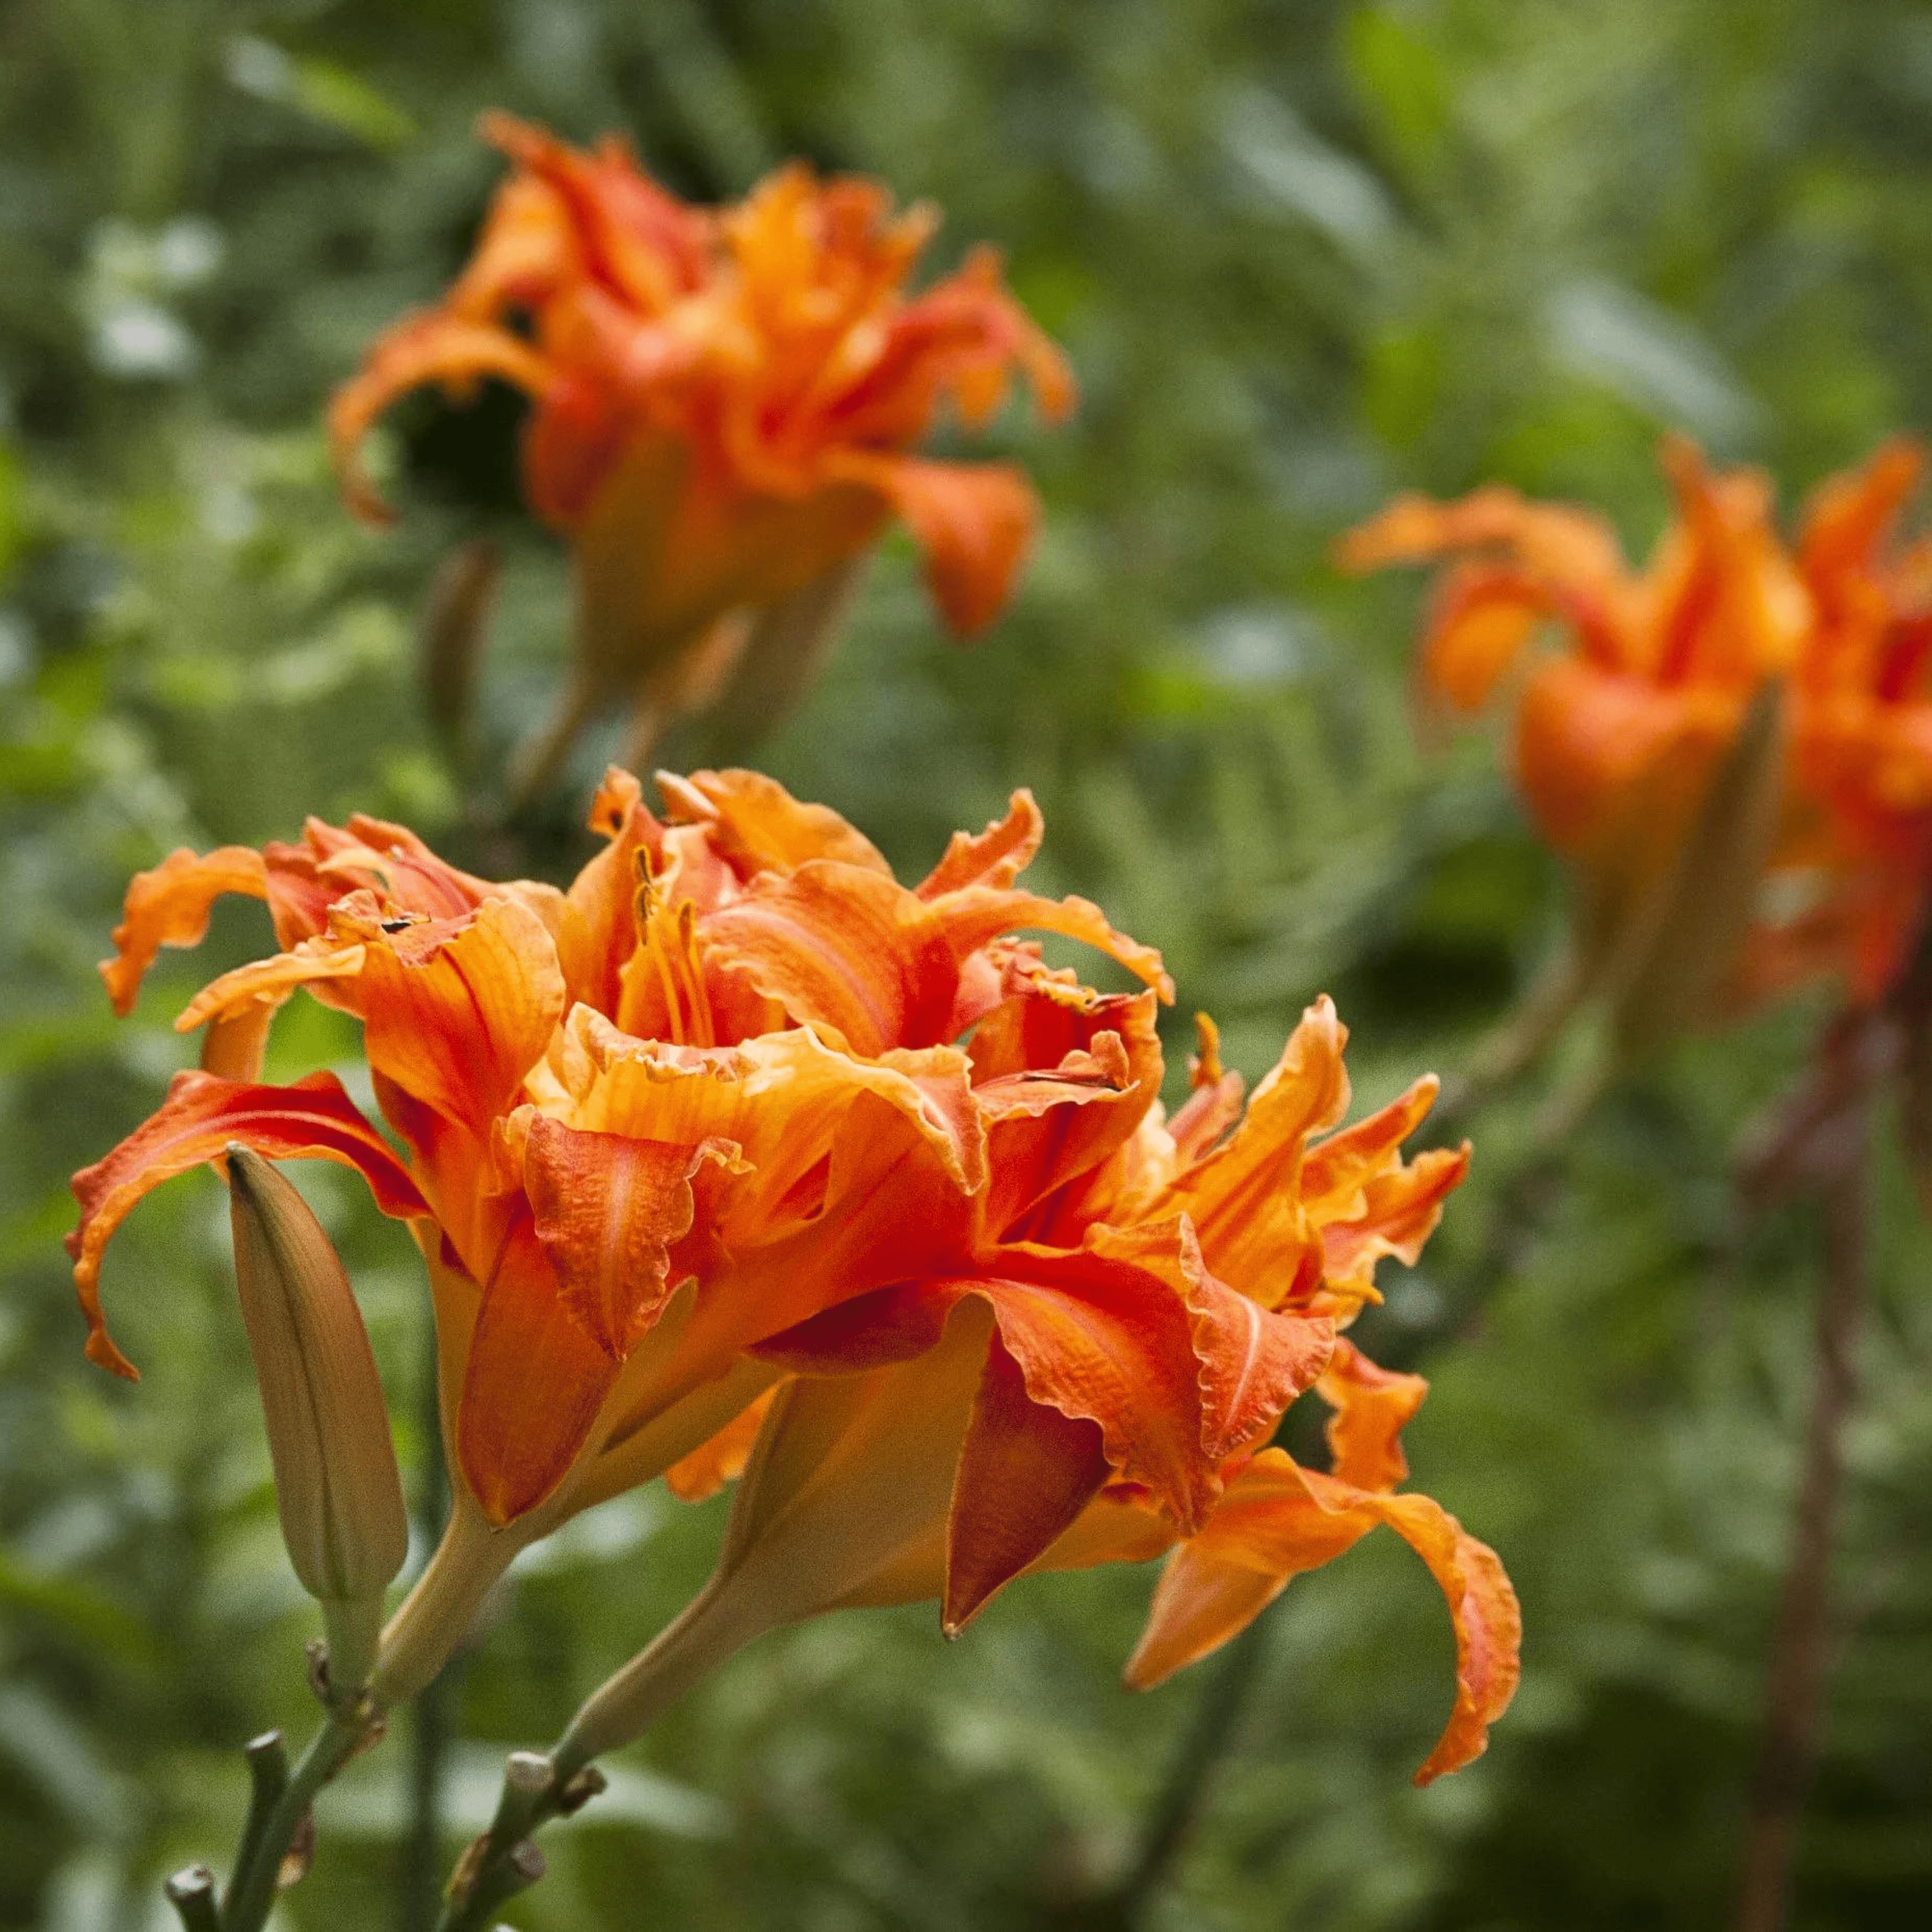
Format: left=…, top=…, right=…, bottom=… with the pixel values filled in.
left=227, top=1145, right=409, bottom=1694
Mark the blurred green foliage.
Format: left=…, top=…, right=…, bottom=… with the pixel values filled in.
left=3, top=1, right=1932, bottom=1926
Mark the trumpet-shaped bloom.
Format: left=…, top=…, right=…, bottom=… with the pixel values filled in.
left=330, top=117, right=1074, bottom=750
left=555, top=1002, right=1515, bottom=1785
left=74, top=773, right=1515, bottom=1765
left=72, top=769, right=1162, bottom=1535
left=1339, top=437, right=1932, bottom=1012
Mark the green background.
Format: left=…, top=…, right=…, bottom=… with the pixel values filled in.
left=3, top=1, right=1931, bottom=1926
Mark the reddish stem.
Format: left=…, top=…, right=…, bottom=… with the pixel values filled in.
left=1735, top=1120, right=1870, bottom=1932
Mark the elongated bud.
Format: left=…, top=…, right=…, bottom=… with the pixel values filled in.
left=227, top=1145, right=409, bottom=1691
left=1603, top=677, right=1788, bottom=1055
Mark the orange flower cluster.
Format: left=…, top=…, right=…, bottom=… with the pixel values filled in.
left=330, top=117, right=1073, bottom=748
left=71, top=771, right=1515, bottom=1777
left=1340, top=438, right=1932, bottom=1013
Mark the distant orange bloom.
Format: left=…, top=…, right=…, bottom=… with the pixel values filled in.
left=330, top=117, right=1074, bottom=753
left=73, top=773, right=1516, bottom=1761
left=1339, top=437, right=1932, bottom=1012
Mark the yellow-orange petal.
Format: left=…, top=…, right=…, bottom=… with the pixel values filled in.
left=100, top=846, right=269, bottom=1016
left=662, top=1385, right=778, bottom=1504
left=1123, top=1451, right=1368, bottom=1689
left=173, top=938, right=369, bottom=1034
left=658, top=767, right=891, bottom=879
left=1306, top=1473, right=1522, bottom=1783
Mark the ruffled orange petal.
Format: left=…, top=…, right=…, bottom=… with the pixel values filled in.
left=1125, top=1450, right=1520, bottom=1783
left=66, top=1070, right=429, bottom=1379
left=329, top=311, right=554, bottom=526
left=698, top=861, right=959, bottom=1057
left=1299, top=1073, right=1441, bottom=1207
left=833, top=452, right=1040, bottom=636
left=456, top=1215, right=616, bottom=1525
left=517, top=1115, right=734, bottom=1358
left=658, top=767, right=891, bottom=879
left=917, top=790, right=1045, bottom=898
left=559, top=1010, right=986, bottom=1208
left=1163, top=996, right=1350, bottom=1301
left=351, top=897, right=567, bottom=1135
left=1320, top=1144, right=1471, bottom=1310
left=971, top=990, right=1164, bottom=1236
left=1317, top=1340, right=1429, bottom=1492
left=173, top=935, right=369, bottom=1034
left=757, top=1242, right=1218, bottom=1543
left=930, top=883, right=1173, bottom=1002
left=1087, top=1218, right=1334, bottom=1464
left=100, top=846, right=269, bottom=1016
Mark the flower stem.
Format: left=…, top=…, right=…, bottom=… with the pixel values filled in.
left=1096, top=1612, right=1274, bottom=1928
left=397, top=1314, right=458, bottom=1932
left=220, top=1700, right=381, bottom=1932
left=163, top=1865, right=220, bottom=1932
left=1735, top=1126, right=1871, bottom=1932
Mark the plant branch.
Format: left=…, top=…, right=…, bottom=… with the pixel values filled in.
left=433, top=1751, right=606, bottom=1932
left=398, top=1312, right=457, bottom=1932
left=1108, top=1613, right=1273, bottom=1927
left=1735, top=1095, right=1871, bottom=1932
left=220, top=1697, right=383, bottom=1932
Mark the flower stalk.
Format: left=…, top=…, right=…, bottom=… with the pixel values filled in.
left=1735, top=1096, right=1872, bottom=1932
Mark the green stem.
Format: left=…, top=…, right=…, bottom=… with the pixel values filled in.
left=164, top=1865, right=220, bottom=1932
left=220, top=1702, right=378, bottom=1932
left=398, top=1314, right=457, bottom=1932
left=432, top=1753, right=600, bottom=1932
left=1104, top=1614, right=1273, bottom=1928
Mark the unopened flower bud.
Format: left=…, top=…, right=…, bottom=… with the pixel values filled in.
left=227, top=1145, right=409, bottom=1693
left=1605, top=677, right=1788, bottom=1054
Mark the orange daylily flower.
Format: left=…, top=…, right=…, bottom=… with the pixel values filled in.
left=552, top=1002, right=1517, bottom=1786
left=70, top=768, right=1184, bottom=1695
left=1339, top=437, right=1932, bottom=1016
left=73, top=769, right=1159, bottom=1512
left=330, top=116, right=1074, bottom=768
left=74, top=774, right=1516, bottom=1765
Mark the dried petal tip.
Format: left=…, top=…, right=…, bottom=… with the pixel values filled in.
left=226, top=1146, right=409, bottom=1682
